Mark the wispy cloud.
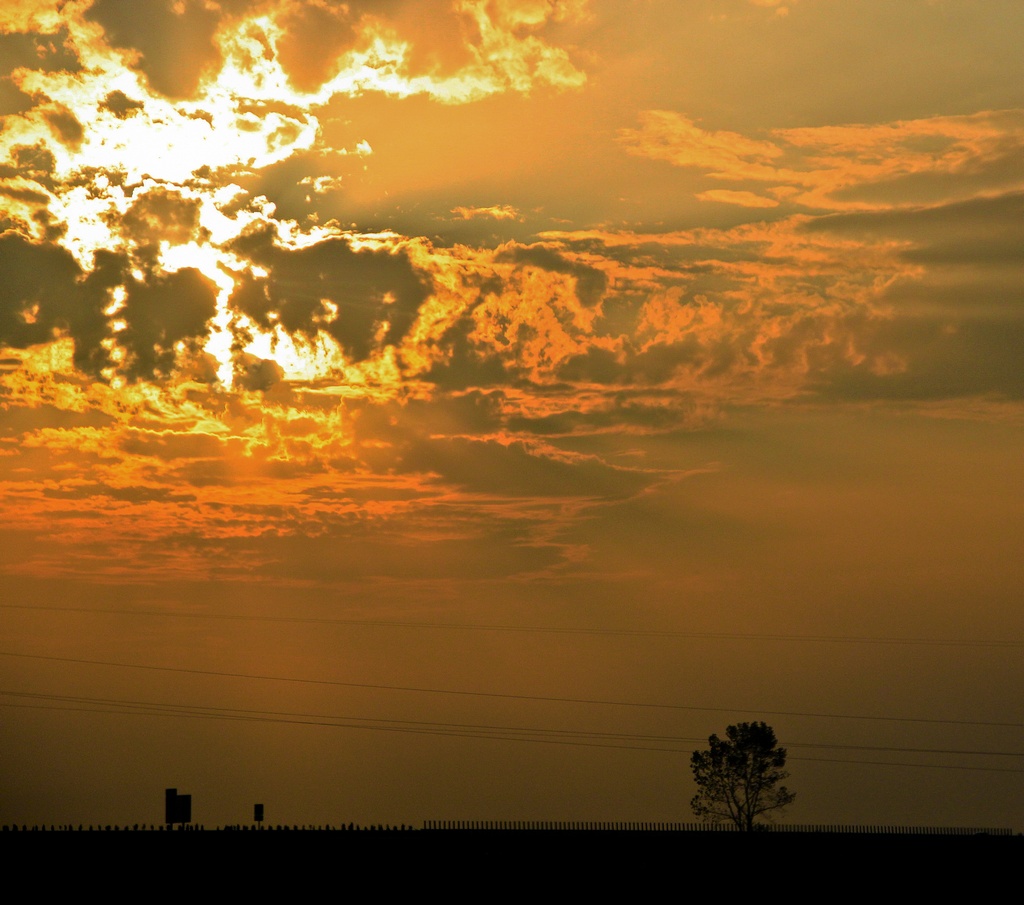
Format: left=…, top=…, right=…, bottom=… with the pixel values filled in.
left=620, top=108, right=1024, bottom=211
left=451, top=204, right=523, bottom=221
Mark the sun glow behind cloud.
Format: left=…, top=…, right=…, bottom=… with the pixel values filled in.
left=0, top=0, right=616, bottom=582
left=0, top=0, right=592, bottom=395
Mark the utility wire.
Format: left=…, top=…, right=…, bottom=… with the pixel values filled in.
left=2, top=602, right=1019, bottom=649
left=2, top=650, right=1021, bottom=730
left=3, top=691, right=1023, bottom=772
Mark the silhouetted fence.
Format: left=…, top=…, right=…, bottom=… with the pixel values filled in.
left=3, top=821, right=1014, bottom=835
left=422, top=820, right=1013, bottom=835
left=0, top=822, right=414, bottom=832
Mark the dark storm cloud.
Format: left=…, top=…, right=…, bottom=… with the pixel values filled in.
left=807, top=192, right=1024, bottom=344
left=83, top=0, right=459, bottom=101
left=228, top=226, right=431, bottom=363
left=416, top=270, right=756, bottom=396
left=0, top=234, right=220, bottom=382
left=402, top=436, right=654, bottom=500
left=43, top=106, right=84, bottom=149
left=40, top=482, right=198, bottom=504
left=11, top=143, right=56, bottom=179
left=335, top=393, right=658, bottom=499
left=505, top=392, right=695, bottom=437
left=301, top=482, right=426, bottom=504
left=0, top=183, right=50, bottom=208
left=0, top=28, right=80, bottom=71
left=543, top=343, right=614, bottom=383
left=272, top=0, right=543, bottom=94
left=814, top=315, right=1024, bottom=402
left=231, top=151, right=349, bottom=224
left=99, top=90, right=145, bottom=120
left=807, top=191, right=1024, bottom=251
left=802, top=193, right=1024, bottom=321
left=422, top=325, right=523, bottom=391
left=86, top=0, right=223, bottom=99
left=120, top=186, right=206, bottom=248
left=330, top=393, right=505, bottom=476
left=0, top=236, right=220, bottom=380
left=274, top=0, right=360, bottom=92
left=120, top=428, right=229, bottom=460
left=540, top=230, right=762, bottom=277
left=120, top=267, right=218, bottom=379
left=884, top=276, right=1024, bottom=316
left=494, top=243, right=608, bottom=307
left=631, top=336, right=743, bottom=384
left=415, top=271, right=515, bottom=391
left=0, top=233, right=113, bottom=374
left=554, top=318, right=750, bottom=389
left=0, top=28, right=80, bottom=115
left=234, top=352, right=285, bottom=391
left=0, top=402, right=115, bottom=439
left=0, top=77, right=33, bottom=117
left=832, top=140, right=1024, bottom=209
left=362, top=390, right=507, bottom=439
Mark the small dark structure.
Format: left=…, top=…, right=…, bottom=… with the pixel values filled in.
left=164, top=788, right=191, bottom=826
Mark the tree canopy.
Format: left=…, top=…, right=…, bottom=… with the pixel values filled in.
left=690, top=721, right=795, bottom=831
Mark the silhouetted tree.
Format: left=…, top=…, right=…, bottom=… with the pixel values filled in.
left=690, top=721, right=795, bottom=831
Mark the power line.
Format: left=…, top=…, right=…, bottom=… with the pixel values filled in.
left=3, top=690, right=1022, bottom=771
left=3, top=650, right=1022, bottom=731
left=2, top=603, right=1019, bottom=649
left=787, top=755, right=1024, bottom=774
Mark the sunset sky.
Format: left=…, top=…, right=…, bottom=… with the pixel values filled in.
left=2, top=0, right=1022, bottom=829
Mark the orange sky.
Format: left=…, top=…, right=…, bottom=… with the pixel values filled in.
left=2, top=0, right=1023, bottom=829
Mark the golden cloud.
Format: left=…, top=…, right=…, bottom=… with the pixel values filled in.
left=620, top=108, right=1024, bottom=212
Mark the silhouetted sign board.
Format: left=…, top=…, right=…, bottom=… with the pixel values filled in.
left=165, top=788, right=192, bottom=825
left=254, top=804, right=264, bottom=823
